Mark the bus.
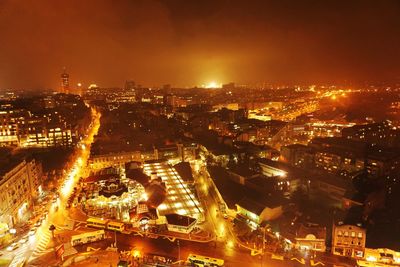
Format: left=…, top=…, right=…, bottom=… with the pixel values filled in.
left=86, top=217, right=108, bottom=229
left=71, top=230, right=106, bottom=246
left=187, top=254, right=224, bottom=267
left=107, top=221, right=125, bottom=232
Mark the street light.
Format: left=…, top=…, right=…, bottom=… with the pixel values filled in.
left=177, top=240, right=180, bottom=263
left=49, top=224, right=56, bottom=238
left=261, top=226, right=266, bottom=267
left=49, top=224, right=57, bottom=258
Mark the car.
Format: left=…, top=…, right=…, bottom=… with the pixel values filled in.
left=19, top=237, right=28, bottom=244
left=28, top=228, right=37, bottom=236
left=7, top=242, right=19, bottom=251
left=41, top=213, right=48, bottom=220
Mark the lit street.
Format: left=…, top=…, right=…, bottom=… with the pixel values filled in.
left=1, top=2, right=400, bottom=267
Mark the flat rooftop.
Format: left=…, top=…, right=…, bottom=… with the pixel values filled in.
left=143, top=161, right=203, bottom=220
left=0, top=148, right=26, bottom=178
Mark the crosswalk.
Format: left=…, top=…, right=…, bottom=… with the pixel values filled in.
left=30, top=228, right=53, bottom=260
left=8, top=247, right=28, bottom=267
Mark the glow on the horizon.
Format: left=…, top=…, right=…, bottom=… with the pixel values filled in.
left=205, top=81, right=220, bottom=88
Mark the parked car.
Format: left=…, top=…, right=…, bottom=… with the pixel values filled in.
left=19, top=237, right=28, bottom=244
left=7, top=242, right=20, bottom=251
left=28, top=228, right=37, bottom=236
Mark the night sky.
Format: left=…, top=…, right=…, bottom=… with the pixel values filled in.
left=0, top=0, right=399, bottom=89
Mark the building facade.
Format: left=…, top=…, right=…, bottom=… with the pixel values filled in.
left=88, top=151, right=143, bottom=170
left=0, top=158, right=42, bottom=227
left=295, top=223, right=326, bottom=252
left=332, top=223, right=366, bottom=259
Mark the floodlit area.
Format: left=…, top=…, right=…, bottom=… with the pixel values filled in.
left=143, top=162, right=203, bottom=220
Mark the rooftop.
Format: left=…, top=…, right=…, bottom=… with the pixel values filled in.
left=143, top=161, right=203, bottom=219
left=296, top=223, right=326, bottom=240
left=0, top=148, right=28, bottom=178
left=165, top=213, right=196, bottom=227
left=173, top=162, right=194, bottom=183
left=228, top=164, right=258, bottom=178
left=209, top=166, right=286, bottom=213
left=125, top=168, right=150, bottom=186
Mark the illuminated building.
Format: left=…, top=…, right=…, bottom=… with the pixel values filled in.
left=1, top=95, right=89, bottom=148
left=43, top=95, right=56, bottom=109
left=20, top=121, right=73, bottom=148
left=165, top=213, right=197, bottom=234
left=365, top=149, right=400, bottom=194
left=212, top=103, right=239, bottom=111
left=165, top=94, right=194, bottom=109
left=310, top=137, right=368, bottom=175
left=13, top=111, right=77, bottom=148
left=332, top=223, right=366, bottom=258
left=61, top=67, right=70, bottom=93
left=154, top=143, right=197, bottom=162
left=342, top=121, right=393, bottom=146
left=143, top=161, right=203, bottom=221
left=210, top=166, right=284, bottom=228
left=360, top=248, right=400, bottom=266
left=0, top=157, right=42, bottom=227
left=294, top=223, right=326, bottom=252
left=258, top=158, right=355, bottom=205
left=280, top=144, right=313, bottom=168
left=0, top=109, right=30, bottom=146
left=88, top=151, right=143, bottom=170
left=308, top=137, right=400, bottom=194
left=247, top=110, right=271, bottom=121
left=236, top=197, right=283, bottom=228
left=104, top=87, right=137, bottom=104
left=81, top=171, right=147, bottom=222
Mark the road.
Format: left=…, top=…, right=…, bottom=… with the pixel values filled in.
left=194, top=165, right=236, bottom=247
left=87, top=230, right=345, bottom=267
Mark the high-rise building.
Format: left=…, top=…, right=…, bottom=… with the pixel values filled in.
left=125, top=80, right=136, bottom=91
left=61, top=68, right=70, bottom=93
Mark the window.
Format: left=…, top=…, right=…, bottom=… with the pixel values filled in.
left=358, top=232, right=363, bottom=238
left=351, top=231, right=355, bottom=237
left=338, top=230, right=343, bottom=236
left=344, top=231, right=349, bottom=237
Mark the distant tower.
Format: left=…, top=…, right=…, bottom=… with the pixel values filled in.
left=61, top=67, right=70, bottom=93
left=125, top=80, right=135, bottom=91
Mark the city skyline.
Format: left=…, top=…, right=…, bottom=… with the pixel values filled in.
left=1, top=1, right=400, bottom=267
left=0, top=0, right=400, bottom=89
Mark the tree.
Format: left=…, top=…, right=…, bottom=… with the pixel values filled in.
left=291, top=187, right=309, bottom=212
